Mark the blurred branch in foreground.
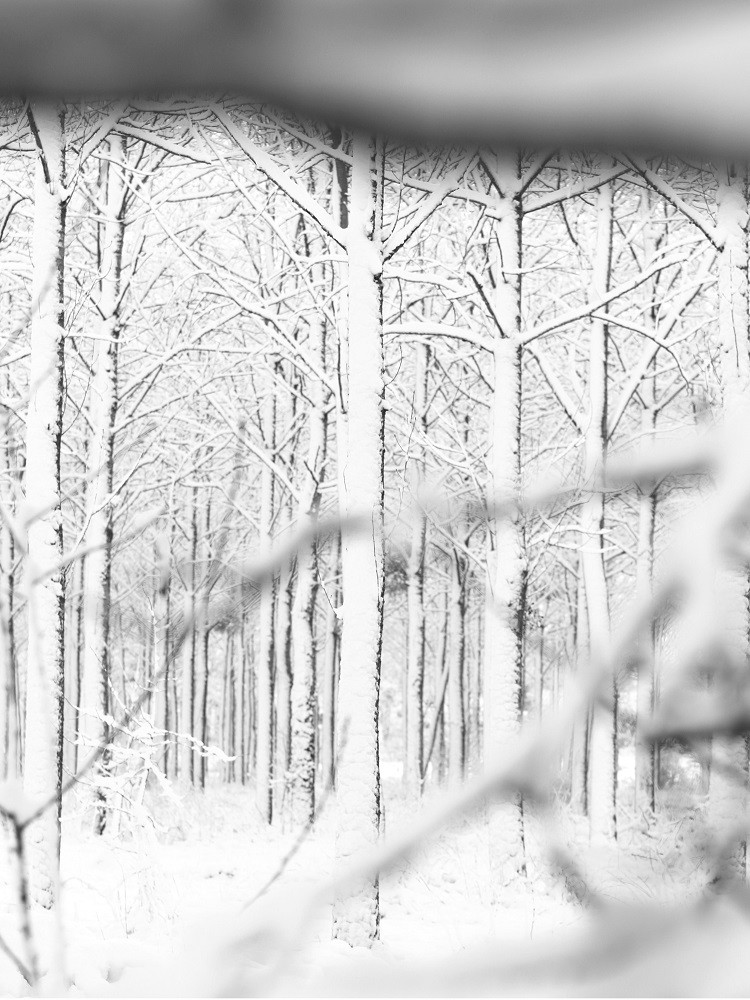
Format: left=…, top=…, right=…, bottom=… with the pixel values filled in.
left=1, top=0, right=750, bottom=150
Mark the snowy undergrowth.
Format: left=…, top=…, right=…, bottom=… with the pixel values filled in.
left=0, top=780, right=706, bottom=996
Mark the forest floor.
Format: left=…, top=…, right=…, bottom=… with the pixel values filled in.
left=0, top=777, right=705, bottom=997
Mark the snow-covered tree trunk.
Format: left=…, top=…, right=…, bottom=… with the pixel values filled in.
left=197, top=497, right=211, bottom=789
left=404, top=341, right=428, bottom=794
left=0, top=404, right=17, bottom=780
left=290, top=317, right=327, bottom=827
left=319, top=531, right=340, bottom=792
left=152, top=535, right=171, bottom=769
left=432, top=588, right=448, bottom=783
left=180, top=487, right=198, bottom=784
left=70, top=556, right=86, bottom=771
left=582, top=180, right=616, bottom=844
left=232, top=630, right=243, bottom=782
left=240, top=632, right=249, bottom=783
left=164, top=522, right=175, bottom=775
left=274, top=500, right=293, bottom=813
left=468, top=605, right=482, bottom=773
left=332, top=133, right=385, bottom=947
left=222, top=632, right=235, bottom=781
left=447, top=547, right=466, bottom=784
left=65, top=555, right=84, bottom=777
left=23, top=102, right=67, bottom=912
left=255, top=391, right=276, bottom=822
left=634, top=192, right=658, bottom=817
left=570, top=569, right=589, bottom=813
left=243, top=614, right=254, bottom=786
left=79, top=135, right=125, bottom=832
left=709, top=164, right=750, bottom=876
left=483, top=151, right=526, bottom=883
left=536, top=611, right=546, bottom=720
left=635, top=397, right=657, bottom=814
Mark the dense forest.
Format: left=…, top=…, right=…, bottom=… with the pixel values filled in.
left=0, top=99, right=749, bottom=994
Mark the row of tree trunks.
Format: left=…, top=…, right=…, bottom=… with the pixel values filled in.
left=21, top=122, right=731, bottom=966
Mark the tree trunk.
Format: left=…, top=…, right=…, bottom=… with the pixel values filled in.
left=635, top=398, right=657, bottom=815
left=319, top=532, right=340, bottom=792
left=163, top=524, right=174, bottom=776
left=197, top=497, right=211, bottom=789
left=483, top=151, right=526, bottom=883
left=274, top=510, right=292, bottom=815
left=468, top=602, right=482, bottom=774
left=255, top=391, right=276, bottom=822
left=152, top=535, right=171, bottom=772
left=0, top=403, right=17, bottom=780
left=433, top=589, right=448, bottom=784
left=223, top=631, right=235, bottom=782
left=79, top=134, right=125, bottom=833
left=570, top=568, right=589, bottom=813
left=180, top=487, right=198, bottom=784
left=239, top=611, right=249, bottom=784
left=332, top=133, right=385, bottom=947
left=23, top=102, right=67, bottom=915
left=72, top=553, right=84, bottom=774
left=447, top=547, right=466, bottom=784
left=582, top=180, right=616, bottom=844
left=537, top=614, right=546, bottom=722
left=404, top=342, right=428, bottom=795
left=290, top=317, right=327, bottom=827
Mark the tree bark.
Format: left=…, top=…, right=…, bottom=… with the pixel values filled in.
left=0, top=402, right=17, bottom=781
left=635, top=398, right=657, bottom=815
left=23, top=102, right=67, bottom=915
left=483, top=151, right=526, bottom=883
left=79, top=134, right=125, bottom=833
left=332, top=133, right=385, bottom=947
left=582, top=179, right=616, bottom=844
left=290, top=317, right=327, bottom=826
left=197, top=496, right=211, bottom=789
left=180, top=487, right=198, bottom=784
left=319, top=531, right=340, bottom=792
left=255, top=391, right=276, bottom=822
left=570, top=568, right=589, bottom=813
left=404, top=342, right=428, bottom=795
left=152, top=535, right=171, bottom=772
left=274, top=501, right=293, bottom=815
left=447, top=547, right=466, bottom=784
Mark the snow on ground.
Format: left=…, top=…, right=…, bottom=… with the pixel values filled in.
left=0, top=777, right=704, bottom=997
